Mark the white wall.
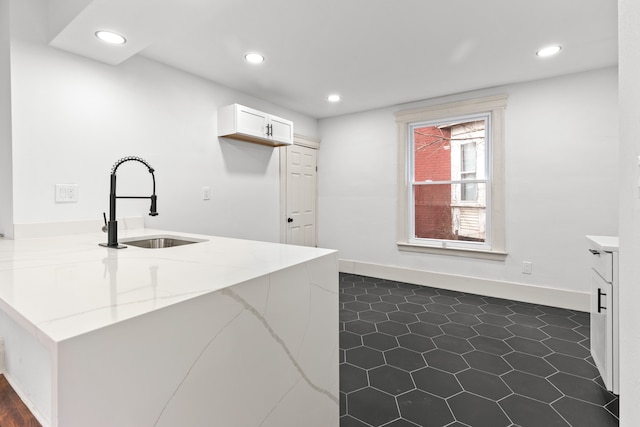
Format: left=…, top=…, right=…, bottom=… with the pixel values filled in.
left=0, top=0, right=13, bottom=238
left=8, top=0, right=318, bottom=242
left=618, top=0, right=640, bottom=423
left=318, top=67, right=618, bottom=297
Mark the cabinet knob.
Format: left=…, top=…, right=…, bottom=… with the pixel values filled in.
left=287, top=218, right=293, bottom=223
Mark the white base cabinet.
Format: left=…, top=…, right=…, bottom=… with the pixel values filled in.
left=218, top=103, right=293, bottom=147
left=586, top=235, right=619, bottom=395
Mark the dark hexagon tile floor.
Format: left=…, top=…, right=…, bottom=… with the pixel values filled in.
left=339, top=273, right=618, bottom=427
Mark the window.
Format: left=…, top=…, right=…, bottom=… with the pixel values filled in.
left=460, top=141, right=478, bottom=202
left=396, top=95, right=507, bottom=259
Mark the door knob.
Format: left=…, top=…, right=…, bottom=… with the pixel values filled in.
left=287, top=218, right=293, bottom=223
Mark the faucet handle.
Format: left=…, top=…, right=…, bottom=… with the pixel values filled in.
left=102, top=212, right=108, bottom=232
left=149, top=195, right=158, bottom=216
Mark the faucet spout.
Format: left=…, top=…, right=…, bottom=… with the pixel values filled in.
left=100, top=156, right=158, bottom=249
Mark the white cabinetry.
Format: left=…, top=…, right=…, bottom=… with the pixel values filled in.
left=217, top=103, right=293, bottom=147
left=587, top=235, right=619, bottom=394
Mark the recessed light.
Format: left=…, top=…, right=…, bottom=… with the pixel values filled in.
left=244, top=53, right=265, bottom=64
left=327, top=94, right=341, bottom=103
left=536, top=45, right=562, bottom=57
left=95, top=30, right=127, bottom=45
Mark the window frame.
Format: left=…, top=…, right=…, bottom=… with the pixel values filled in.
left=395, top=94, right=507, bottom=260
left=409, top=113, right=489, bottom=247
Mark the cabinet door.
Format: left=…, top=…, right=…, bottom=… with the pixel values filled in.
left=236, top=105, right=268, bottom=139
left=590, top=271, right=613, bottom=390
left=269, top=115, right=293, bottom=145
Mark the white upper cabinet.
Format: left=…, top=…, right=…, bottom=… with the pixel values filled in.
left=217, top=104, right=293, bottom=147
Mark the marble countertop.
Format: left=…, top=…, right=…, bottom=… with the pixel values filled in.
left=0, top=228, right=336, bottom=347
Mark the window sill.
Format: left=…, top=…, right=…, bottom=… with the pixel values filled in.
left=397, top=242, right=507, bottom=261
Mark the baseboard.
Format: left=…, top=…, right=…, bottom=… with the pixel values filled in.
left=2, top=372, right=50, bottom=427
left=339, top=259, right=589, bottom=312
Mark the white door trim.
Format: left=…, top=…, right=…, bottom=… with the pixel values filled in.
left=292, top=133, right=320, bottom=149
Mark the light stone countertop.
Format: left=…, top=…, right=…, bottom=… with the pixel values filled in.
left=0, top=228, right=336, bottom=348
left=586, top=235, right=619, bottom=252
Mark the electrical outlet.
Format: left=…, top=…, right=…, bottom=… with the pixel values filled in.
left=55, top=184, right=79, bottom=203
left=202, top=186, right=211, bottom=200
left=522, top=261, right=533, bottom=274
left=66, top=185, right=77, bottom=200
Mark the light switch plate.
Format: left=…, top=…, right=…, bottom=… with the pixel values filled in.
left=55, top=184, right=79, bottom=202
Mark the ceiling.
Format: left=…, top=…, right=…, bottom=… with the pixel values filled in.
left=47, top=0, right=618, bottom=119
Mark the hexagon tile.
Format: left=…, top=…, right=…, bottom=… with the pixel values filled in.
left=339, top=273, right=618, bottom=427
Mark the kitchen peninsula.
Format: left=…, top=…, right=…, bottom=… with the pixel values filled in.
left=0, top=226, right=339, bottom=427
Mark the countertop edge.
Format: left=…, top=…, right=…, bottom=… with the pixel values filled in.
left=586, top=235, right=619, bottom=252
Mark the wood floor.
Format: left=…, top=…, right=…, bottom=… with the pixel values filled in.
left=0, top=375, right=41, bottom=427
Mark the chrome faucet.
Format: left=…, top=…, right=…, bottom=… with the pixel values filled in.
left=100, top=156, right=158, bottom=249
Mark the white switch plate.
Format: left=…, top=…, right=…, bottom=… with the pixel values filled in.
left=55, top=184, right=79, bottom=202
left=522, top=261, right=533, bottom=274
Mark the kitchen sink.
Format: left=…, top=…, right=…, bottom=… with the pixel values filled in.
left=120, top=235, right=207, bottom=249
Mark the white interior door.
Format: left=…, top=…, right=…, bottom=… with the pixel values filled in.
left=286, top=144, right=317, bottom=246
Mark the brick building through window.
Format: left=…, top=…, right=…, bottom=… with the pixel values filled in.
left=413, top=120, right=486, bottom=242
